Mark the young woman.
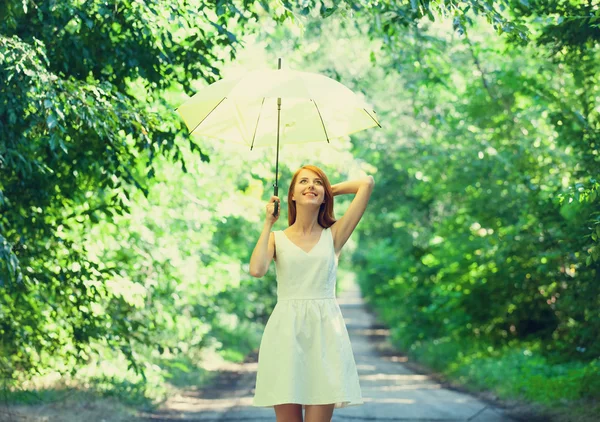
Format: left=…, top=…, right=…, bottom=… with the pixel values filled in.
left=249, top=164, right=375, bottom=422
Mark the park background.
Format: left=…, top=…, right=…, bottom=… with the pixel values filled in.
left=1, top=0, right=599, bottom=420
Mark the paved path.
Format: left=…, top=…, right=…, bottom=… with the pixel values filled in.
left=139, top=280, right=514, bottom=422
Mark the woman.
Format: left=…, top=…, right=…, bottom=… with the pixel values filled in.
left=249, top=164, right=375, bottom=422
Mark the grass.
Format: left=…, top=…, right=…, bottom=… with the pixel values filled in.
left=370, top=298, right=600, bottom=422
left=1, top=390, right=136, bottom=422
left=445, top=348, right=600, bottom=404
left=3, top=317, right=264, bottom=422
left=392, top=331, right=600, bottom=407
left=2, top=348, right=233, bottom=421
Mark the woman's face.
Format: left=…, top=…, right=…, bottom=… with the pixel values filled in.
left=291, top=169, right=326, bottom=206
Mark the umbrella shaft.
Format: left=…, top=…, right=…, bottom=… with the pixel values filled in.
left=276, top=98, right=281, bottom=187
left=274, top=58, right=282, bottom=216
left=274, top=97, right=281, bottom=216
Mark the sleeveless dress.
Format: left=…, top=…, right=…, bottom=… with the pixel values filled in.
left=252, top=226, right=363, bottom=408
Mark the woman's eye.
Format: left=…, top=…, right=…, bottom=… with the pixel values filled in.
left=299, top=180, right=306, bottom=183
left=316, top=180, right=322, bottom=185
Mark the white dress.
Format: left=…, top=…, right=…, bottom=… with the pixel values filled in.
left=252, top=226, right=363, bottom=408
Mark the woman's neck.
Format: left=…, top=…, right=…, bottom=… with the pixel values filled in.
left=292, top=206, right=321, bottom=234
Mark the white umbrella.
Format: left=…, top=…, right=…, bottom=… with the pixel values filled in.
left=177, top=59, right=381, bottom=215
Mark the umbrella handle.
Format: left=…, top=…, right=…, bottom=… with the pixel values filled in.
left=273, top=185, right=279, bottom=217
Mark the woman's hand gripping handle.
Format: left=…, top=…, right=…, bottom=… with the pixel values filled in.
left=266, top=195, right=280, bottom=224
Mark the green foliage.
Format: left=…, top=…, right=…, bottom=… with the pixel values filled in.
left=0, top=0, right=284, bottom=382
left=3, top=0, right=599, bottom=411
left=338, top=0, right=600, bottom=363
left=271, top=0, right=600, bottom=403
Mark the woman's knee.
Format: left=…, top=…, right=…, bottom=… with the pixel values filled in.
left=274, top=403, right=303, bottom=422
left=304, top=403, right=335, bottom=422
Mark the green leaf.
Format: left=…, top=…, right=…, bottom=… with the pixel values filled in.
left=46, top=114, right=58, bottom=130
left=59, top=139, right=68, bottom=154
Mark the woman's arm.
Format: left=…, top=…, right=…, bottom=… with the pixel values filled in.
left=332, top=177, right=374, bottom=196
left=249, top=196, right=279, bottom=278
left=330, top=176, right=375, bottom=253
left=249, top=223, right=275, bottom=277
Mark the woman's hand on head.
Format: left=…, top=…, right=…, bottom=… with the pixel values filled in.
left=265, top=195, right=280, bottom=226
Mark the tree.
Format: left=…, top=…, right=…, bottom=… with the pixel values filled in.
left=0, top=0, right=287, bottom=379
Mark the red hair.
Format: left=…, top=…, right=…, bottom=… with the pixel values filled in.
left=287, top=165, right=336, bottom=228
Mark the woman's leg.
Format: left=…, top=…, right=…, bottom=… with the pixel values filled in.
left=304, top=404, right=335, bottom=422
left=274, top=403, right=303, bottom=422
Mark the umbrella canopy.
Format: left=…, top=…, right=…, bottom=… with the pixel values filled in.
left=176, top=68, right=381, bottom=149
left=176, top=60, right=381, bottom=215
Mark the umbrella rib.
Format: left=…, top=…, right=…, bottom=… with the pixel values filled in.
left=189, top=97, right=227, bottom=135
left=250, top=97, right=266, bottom=151
left=363, top=108, right=382, bottom=128
left=312, top=100, right=330, bottom=143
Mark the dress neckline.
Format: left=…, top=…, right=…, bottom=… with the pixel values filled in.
left=281, top=228, right=327, bottom=255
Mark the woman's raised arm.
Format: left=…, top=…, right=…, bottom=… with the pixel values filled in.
left=330, top=176, right=375, bottom=254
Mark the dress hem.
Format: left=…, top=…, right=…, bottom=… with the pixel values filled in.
left=252, top=396, right=364, bottom=409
